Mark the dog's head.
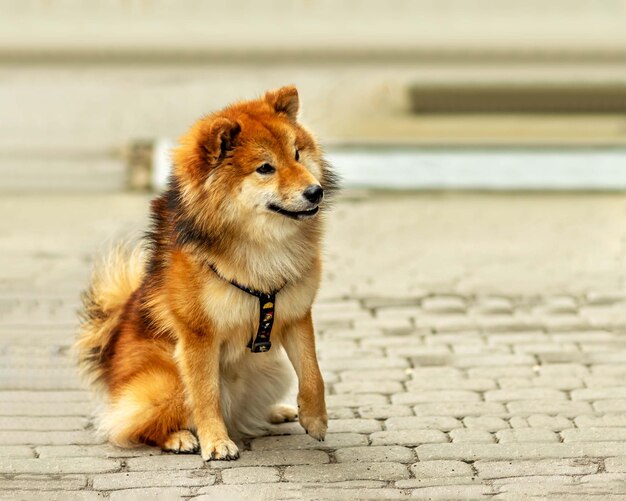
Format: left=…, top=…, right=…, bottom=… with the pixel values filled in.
left=173, top=86, right=339, bottom=239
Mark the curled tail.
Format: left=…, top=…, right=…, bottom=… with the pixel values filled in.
left=75, top=244, right=145, bottom=392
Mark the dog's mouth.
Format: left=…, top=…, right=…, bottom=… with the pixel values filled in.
left=267, top=203, right=320, bottom=220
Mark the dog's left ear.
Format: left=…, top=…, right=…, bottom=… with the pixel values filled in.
left=265, top=86, right=299, bottom=120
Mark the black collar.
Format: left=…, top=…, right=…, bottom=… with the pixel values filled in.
left=209, top=264, right=284, bottom=353
left=208, top=264, right=283, bottom=298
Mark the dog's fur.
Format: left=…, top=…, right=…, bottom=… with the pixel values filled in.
left=75, top=86, right=339, bottom=460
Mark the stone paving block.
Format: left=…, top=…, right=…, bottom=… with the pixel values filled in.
left=370, top=430, right=448, bottom=447
left=109, top=488, right=192, bottom=501
left=406, top=377, right=497, bottom=391
left=333, top=381, right=403, bottom=395
left=353, top=318, right=413, bottom=330
left=487, top=331, right=547, bottom=345
left=0, top=416, right=88, bottom=431
left=0, top=445, right=34, bottom=457
left=0, top=430, right=103, bottom=445
left=327, top=407, right=356, bottom=419
left=422, top=297, right=466, bottom=314
left=326, top=393, right=387, bottom=407
left=358, top=404, right=413, bottom=419
left=491, top=474, right=575, bottom=488
left=284, top=462, right=409, bottom=482
left=335, top=445, right=415, bottom=463
left=473, top=297, right=513, bottom=315
left=453, top=344, right=511, bottom=355
left=395, top=476, right=479, bottom=489
left=0, top=390, right=89, bottom=402
left=410, top=367, right=463, bottom=379
left=385, top=416, right=462, bottom=432
left=392, top=390, right=480, bottom=405
left=580, top=342, right=626, bottom=352
left=463, top=416, right=509, bottom=432
left=206, top=449, right=330, bottom=469
left=0, top=474, right=87, bottom=490
left=323, top=328, right=383, bottom=340
left=391, top=390, right=481, bottom=405
left=36, top=444, right=161, bottom=458
left=0, top=457, right=120, bottom=474
left=375, top=306, right=422, bottom=319
left=303, top=487, right=410, bottom=500
left=475, top=458, right=599, bottom=479
left=192, top=483, right=301, bottom=500
left=419, top=315, right=477, bottom=333
left=468, top=367, right=535, bottom=378
left=572, top=387, right=626, bottom=400
left=506, top=400, right=593, bottom=417
left=327, top=419, right=381, bottom=434
left=513, top=342, right=578, bottom=355
left=1, top=492, right=105, bottom=501
left=411, top=484, right=493, bottom=499
left=585, top=376, right=626, bottom=387
left=605, top=457, right=626, bottom=473
left=485, top=388, right=566, bottom=402
left=449, top=429, right=495, bottom=443
left=125, top=454, right=205, bottom=471
left=497, top=376, right=582, bottom=390
left=425, top=332, right=484, bottom=345
left=319, top=357, right=408, bottom=371
left=591, top=365, right=626, bottom=376
left=92, top=470, right=216, bottom=490
left=441, top=354, right=537, bottom=368
left=496, top=429, right=559, bottom=443
left=388, top=346, right=450, bottom=358
left=413, top=402, right=506, bottom=417
left=561, top=428, right=626, bottom=443
left=580, top=473, right=626, bottom=484
left=586, top=291, right=626, bottom=305
left=0, top=401, right=92, bottom=416
left=410, top=460, right=474, bottom=478
left=575, top=415, right=626, bottom=428
left=593, top=399, right=626, bottom=413
left=526, top=415, right=574, bottom=431
left=417, top=442, right=626, bottom=461
left=221, top=466, right=280, bottom=484
left=538, top=363, right=589, bottom=377
left=250, top=433, right=368, bottom=451
left=339, top=369, right=409, bottom=381
left=476, top=315, right=541, bottom=333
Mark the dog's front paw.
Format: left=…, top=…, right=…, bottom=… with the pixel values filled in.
left=200, top=437, right=239, bottom=461
left=300, top=413, right=328, bottom=441
left=162, top=430, right=199, bottom=454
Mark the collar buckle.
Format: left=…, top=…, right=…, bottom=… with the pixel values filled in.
left=250, top=340, right=272, bottom=353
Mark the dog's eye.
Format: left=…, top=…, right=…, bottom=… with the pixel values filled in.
left=295, top=149, right=300, bottom=162
left=256, top=163, right=275, bottom=175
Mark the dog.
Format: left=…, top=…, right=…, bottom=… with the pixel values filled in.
left=75, top=86, right=339, bottom=460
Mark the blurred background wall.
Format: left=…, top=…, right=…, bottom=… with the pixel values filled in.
left=2, top=0, right=626, bottom=191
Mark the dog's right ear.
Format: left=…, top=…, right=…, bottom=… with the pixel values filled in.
left=203, top=118, right=241, bottom=166
left=174, top=116, right=241, bottom=183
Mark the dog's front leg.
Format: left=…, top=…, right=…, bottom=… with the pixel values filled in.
left=177, top=331, right=239, bottom=460
left=283, top=311, right=327, bottom=440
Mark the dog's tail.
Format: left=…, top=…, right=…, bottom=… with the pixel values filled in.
left=75, top=244, right=145, bottom=392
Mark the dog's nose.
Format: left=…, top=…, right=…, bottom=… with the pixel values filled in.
left=303, top=185, right=324, bottom=204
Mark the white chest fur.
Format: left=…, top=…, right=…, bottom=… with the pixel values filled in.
left=200, top=270, right=319, bottom=337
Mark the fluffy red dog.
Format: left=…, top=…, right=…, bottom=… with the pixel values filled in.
left=76, top=86, right=339, bottom=460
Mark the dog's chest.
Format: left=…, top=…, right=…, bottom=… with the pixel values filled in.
left=201, top=279, right=316, bottom=334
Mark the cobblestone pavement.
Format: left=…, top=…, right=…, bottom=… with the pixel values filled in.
left=3, top=192, right=626, bottom=499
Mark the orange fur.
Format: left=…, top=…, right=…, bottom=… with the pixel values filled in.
left=75, top=86, right=339, bottom=460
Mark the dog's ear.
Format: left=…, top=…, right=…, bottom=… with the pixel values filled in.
left=265, top=86, right=299, bottom=120
left=204, top=117, right=241, bottom=165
